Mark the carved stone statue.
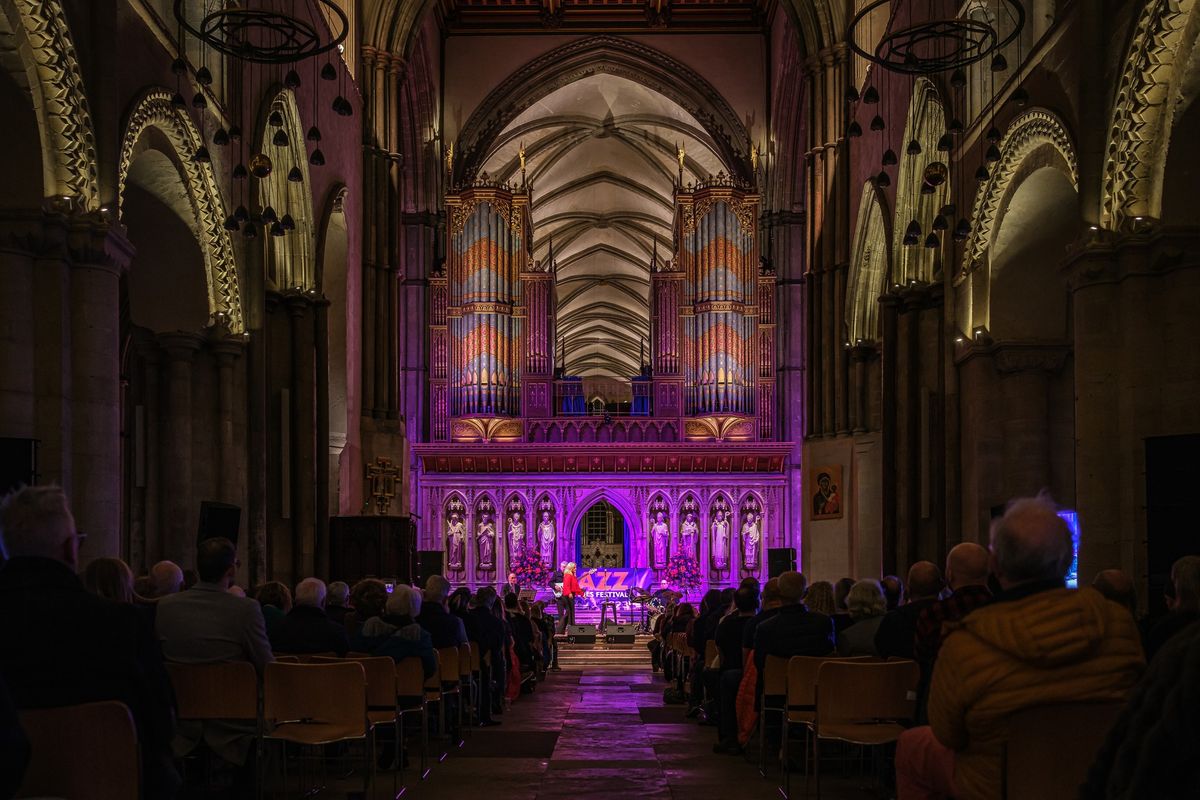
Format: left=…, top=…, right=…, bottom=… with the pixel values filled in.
left=711, top=508, right=730, bottom=570
left=507, top=511, right=526, bottom=566
left=650, top=511, right=670, bottom=569
left=477, top=512, right=495, bottom=570
left=537, top=509, right=556, bottom=566
left=679, top=510, right=699, bottom=558
left=741, top=512, right=761, bottom=569
left=447, top=512, right=466, bottom=570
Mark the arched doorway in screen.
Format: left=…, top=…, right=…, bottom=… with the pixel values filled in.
left=576, top=500, right=628, bottom=568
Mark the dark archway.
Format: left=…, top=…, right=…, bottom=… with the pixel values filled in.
left=576, top=500, right=628, bottom=568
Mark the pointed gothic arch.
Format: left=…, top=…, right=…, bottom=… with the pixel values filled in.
left=118, top=89, right=243, bottom=333
left=260, top=88, right=317, bottom=291
left=892, top=78, right=947, bottom=284
left=0, top=0, right=98, bottom=208
left=846, top=181, right=890, bottom=344
left=1102, top=0, right=1200, bottom=230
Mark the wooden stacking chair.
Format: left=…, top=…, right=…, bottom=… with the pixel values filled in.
left=316, top=655, right=402, bottom=796
left=263, top=661, right=371, bottom=796
left=16, top=701, right=139, bottom=800
left=396, top=655, right=430, bottom=782
left=758, top=654, right=790, bottom=777
left=435, top=645, right=463, bottom=743
left=812, top=659, right=921, bottom=799
left=1001, top=701, right=1125, bottom=800
left=166, top=661, right=262, bottom=797
left=422, top=650, right=450, bottom=761
left=458, top=643, right=475, bottom=731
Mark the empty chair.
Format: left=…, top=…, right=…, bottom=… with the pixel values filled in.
left=166, top=661, right=262, bottom=789
left=758, top=654, right=790, bottom=777
left=17, top=701, right=139, bottom=800
left=1002, top=701, right=1125, bottom=800
left=396, top=655, right=430, bottom=783
left=813, top=659, right=921, bottom=798
left=263, top=661, right=370, bottom=795
left=315, top=655, right=401, bottom=795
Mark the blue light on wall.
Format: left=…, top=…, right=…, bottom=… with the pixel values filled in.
left=1058, top=510, right=1081, bottom=588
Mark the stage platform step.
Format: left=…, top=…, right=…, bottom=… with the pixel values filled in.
left=554, top=633, right=654, bottom=670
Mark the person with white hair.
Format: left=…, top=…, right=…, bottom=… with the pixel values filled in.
left=270, top=577, right=349, bottom=656
left=353, top=585, right=436, bottom=678
left=0, top=486, right=179, bottom=797
left=896, top=495, right=1144, bottom=800
left=417, top=574, right=468, bottom=647
left=325, top=580, right=352, bottom=625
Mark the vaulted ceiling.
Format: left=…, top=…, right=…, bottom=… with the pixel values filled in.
left=480, top=74, right=727, bottom=377
left=437, top=0, right=773, bottom=33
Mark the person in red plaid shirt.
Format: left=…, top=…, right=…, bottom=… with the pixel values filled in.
left=914, top=543, right=993, bottom=665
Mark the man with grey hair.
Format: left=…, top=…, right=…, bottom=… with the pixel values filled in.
left=895, top=496, right=1144, bottom=800
left=417, top=574, right=467, bottom=647
left=1144, top=555, right=1200, bottom=661
left=0, top=486, right=179, bottom=796
left=150, top=560, right=184, bottom=597
left=271, top=577, right=349, bottom=656
left=325, top=579, right=352, bottom=625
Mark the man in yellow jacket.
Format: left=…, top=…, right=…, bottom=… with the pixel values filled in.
left=895, top=496, right=1144, bottom=800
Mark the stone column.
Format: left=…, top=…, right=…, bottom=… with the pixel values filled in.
left=140, top=342, right=162, bottom=566
left=157, top=332, right=202, bottom=564
left=211, top=336, right=245, bottom=505
left=288, top=295, right=316, bottom=580
left=0, top=218, right=37, bottom=439
left=68, top=221, right=131, bottom=561
left=993, top=344, right=1068, bottom=500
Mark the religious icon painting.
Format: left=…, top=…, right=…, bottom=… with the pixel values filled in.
left=810, top=465, right=844, bottom=520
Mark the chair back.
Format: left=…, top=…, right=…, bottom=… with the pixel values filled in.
left=815, top=660, right=920, bottom=728
left=668, top=632, right=687, bottom=655
left=436, top=646, right=461, bottom=685
left=469, top=641, right=482, bottom=672
left=1002, top=702, right=1124, bottom=800
left=264, top=661, right=366, bottom=735
left=17, top=701, right=139, bottom=800
left=762, top=655, right=790, bottom=697
left=396, top=656, right=427, bottom=702
left=316, top=655, right=396, bottom=712
left=458, top=644, right=472, bottom=680
left=422, top=649, right=443, bottom=693
left=167, top=661, right=259, bottom=721
left=704, top=639, right=718, bottom=667
left=785, top=656, right=837, bottom=712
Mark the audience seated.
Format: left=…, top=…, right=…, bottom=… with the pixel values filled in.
left=1143, top=556, right=1200, bottom=661
left=468, top=587, right=506, bottom=725
left=837, top=579, right=887, bottom=656
left=1091, top=569, right=1136, bottom=617
left=83, top=557, right=136, bottom=604
left=345, top=578, right=389, bottom=639
left=741, top=578, right=782, bottom=667
left=801, top=580, right=836, bottom=616
left=881, top=574, right=905, bottom=611
left=270, top=578, right=350, bottom=655
left=418, top=574, right=468, bottom=647
left=914, top=543, right=992, bottom=665
left=0, top=674, right=28, bottom=798
left=502, top=572, right=521, bottom=597
left=831, top=576, right=855, bottom=633
left=0, top=486, right=178, bottom=798
left=712, top=586, right=758, bottom=754
left=353, top=585, right=436, bottom=678
left=325, top=580, right=351, bottom=625
left=875, top=561, right=943, bottom=660
left=504, top=592, right=536, bottom=673
left=753, top=571, right=834, bottom=677
left=1082, top=619, right=1200, bottom=798
left=150, top=560, right=184, bottom=598
left=895, top=496, right=1144, bottom=800
left=252, top=581, right=292, bottom=641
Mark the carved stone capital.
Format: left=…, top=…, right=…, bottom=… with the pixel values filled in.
left=157, top=331, right=204, bottom=362
left=1062, top=226, right=1200, bottom=292
left=991, top=343, right=1071, bottom=375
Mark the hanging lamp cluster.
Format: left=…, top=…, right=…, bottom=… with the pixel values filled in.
left=845, top=0, right=1029, bottom=252
left=172, top=0, right=351, bottom=241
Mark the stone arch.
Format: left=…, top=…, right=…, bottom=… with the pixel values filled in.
left=454, top=36, right=752, bottom=184
left=0, top=0, right=98, bottom=208
left=562, top=488, right=642, bottom=561
left=260, top=88, right=317, bottom=291
left=892, top=78, right=948, bottom=284
left=119, top=89, right=243, bottom=333
left=962, top=109, right=1079, bottom=277
left=1102, top=0, right=1200, bottom=230
left=846, top=180, right=890, bottom=344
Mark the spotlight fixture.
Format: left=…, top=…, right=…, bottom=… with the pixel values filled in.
left=950, top=68, right=967, bottom=88
left=845, top=86, right=860, bottom=103
left=195, top=66, right=213, bottom=85
left=234, top=204, right=249, bottom=223
left=924, top=232, right=940, bottom=248
left=261, top=205, right=279, bottom=224
left=932, top=214, right=949, bottom=232
left=170, top=92, right=186, bottom=108
left=213, top=128, right=230, bottom=146
left=228, top=125, right=243, bottom=142
left=272, top=129, right=290, bottom=147
left=903, top=220, right=922, bottom=246
left=192, top=146, right=211, bottom=163
left=309, top=148, right=326, bottom=167
left=936, top=133, right=953, bottom=152
left=986, top=126, right=1002, bottom=143
left=281, top=214, right=296, bottom=231
left=270, top=222, right=286, bottom=237
left=242, top=222, right=258, bottom=240
left=882, top=149, right=898, bottom=166
left=284, top=69, right=302, bottom=89
left=876, top=170, right=891, bottom=188
left=321, top=63, right=337, bottom=81
left=991, top=54, right=1008, bottom=71
left=287, top=166, right=303, bottom=183
left=907, top=139, right=922, bottom=156
left=223, top=214, right=239, bottom=231
left=232, top=163, right=248, bottom=180
left=268, top=110, right=284, bottom=128
left=192, top=92, right=207, bottom=109
left=870, top=115, right=886, bottom=131
left=1011, top=88, right=1030, bottom=107
left=848, top=121, right=863, bottom=138
left=975, top=164, right=990, bottom=182
left=953, top=218, right=971, bottom=241
left=986, top=143, right=1002, bottom=163
left=306, top=126, right=322, bottom=142
left=863, top=86, right=880, bottom=104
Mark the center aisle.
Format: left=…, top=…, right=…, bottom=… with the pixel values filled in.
left=398, top=667, right=777, bottom=800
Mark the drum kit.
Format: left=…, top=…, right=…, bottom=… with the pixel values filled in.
left=628, top=587, right=668, bottom=632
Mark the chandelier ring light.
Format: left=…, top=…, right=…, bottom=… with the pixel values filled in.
left=173, top=0, right=349, bottom=65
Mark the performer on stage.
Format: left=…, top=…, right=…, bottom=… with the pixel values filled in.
left=560, top=562, right=585, bottom=629
left=551, top=561, right=568, bottom=634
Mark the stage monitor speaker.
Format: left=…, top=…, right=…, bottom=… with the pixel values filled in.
left=566, top=624, right=596, bottom=645
left=767, top=547, right=796, bottom=578
left=198, top=501, right=241, bottom=547
left=0, top=438, right=37, bottom=495
left=417, top=550, right=444, bottom=584
left=604, top=623, right=635, bottom=644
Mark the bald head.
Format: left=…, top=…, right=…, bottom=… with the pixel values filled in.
left=0, top=486, right=78, bottom=568
left=294, top=577, right=327, bottom=609
left=906, top=561, right=944, bottom=601
left=990, top=496, right=1073, bottom=589
left=946, top=543, right=990, bottom=590
left=150, top=561, right=184, bottom=596
left=1092, top=569, right=1136, bottom=615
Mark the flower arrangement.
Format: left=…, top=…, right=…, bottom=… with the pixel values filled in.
left=664, top=553, right=701, bottom=590
left=511, top=547, right=552, bottom=586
